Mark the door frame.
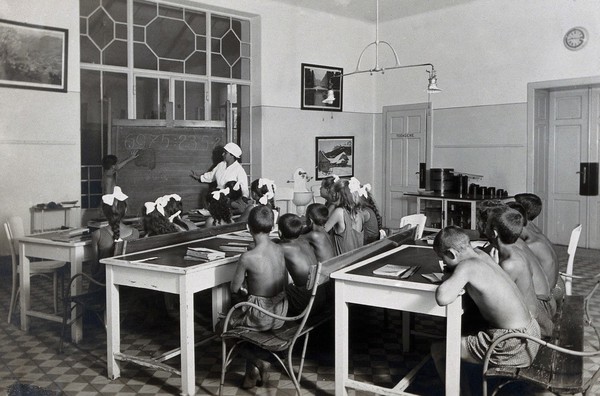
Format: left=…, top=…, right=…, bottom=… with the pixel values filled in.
left=527, top=75, right=600, bottom=243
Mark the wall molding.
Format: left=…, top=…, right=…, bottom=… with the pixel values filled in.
left=0, top=139, right=76, bottom=145
left=435, top=143, right=524, bottom=148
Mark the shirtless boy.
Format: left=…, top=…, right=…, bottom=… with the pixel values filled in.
left=277, top=213, right=320, bottom=315
left=301, top=203, right=335, bottom=263
left=227, top=205, right=289, bottom=388
left=431, top=226, right=540, bottom=392
left=484, top=206, right=554, bottom=338
left=514, top=193, right=561, bottom=302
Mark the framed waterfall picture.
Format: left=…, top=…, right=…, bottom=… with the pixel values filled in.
left=301, top=63, right=343, bottom=111
left=315, top=136, right=354, bottom=180
left=0, top=19, right=68, bottom=92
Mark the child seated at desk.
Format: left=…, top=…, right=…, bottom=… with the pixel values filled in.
left=205, top=186, right=234, bottom=227
left=277, top=213, right=321, bottom=316
left=484, top=205, right=554, bottom=338
left=514, top=193, right=561, bottom=304
left=431, top=226, right=540, bottom=394
left=301, top=203, right=335, bottom=263
left=357, top=181, right=386, bottom=244
left=91, top=186, right=140, bottom=285
left=225, top=205, right=288, bottom=388
left=161, top=193, right=198, bottom=231
left=141, top=200, right=178, bottom=237
left=237, top=178, right=278, bottom=224
left=324, top=178, right=364, bottom=255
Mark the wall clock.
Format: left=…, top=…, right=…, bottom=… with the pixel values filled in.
left=564, top=27, right=587, bottom=51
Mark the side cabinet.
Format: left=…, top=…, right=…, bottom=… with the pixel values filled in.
left=416, top=196, right=480, bottom=232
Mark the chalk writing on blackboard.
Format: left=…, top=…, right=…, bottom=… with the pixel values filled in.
left=123, top=133, right=222, bottom=151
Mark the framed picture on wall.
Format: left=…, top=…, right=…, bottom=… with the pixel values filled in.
left=301, top=63, right=343, bottom=111
left=0, top=19, right=68, bottom=92
left=315, top=136, right=354, bottom=180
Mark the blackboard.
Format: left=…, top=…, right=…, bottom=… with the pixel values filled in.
left=112, top=123, right=226, bottom=216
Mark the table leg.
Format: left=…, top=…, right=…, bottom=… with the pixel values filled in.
left=402, top=311, right=411, bottom=353
left=211, top=284, right=230, bottom=331
left=445, top=299, right=462, bottom=396
left=335, top=281, right=349, bottom=396
left=106, top=265, right=121, bottom=379
left=179, top=278, right=196, bottom=395
left=69, top=246, right=85, bottom=343
left=19, top=243, right=31, bottom=331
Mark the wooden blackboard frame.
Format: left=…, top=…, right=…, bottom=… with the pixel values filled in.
left=111, top=119, right=227, bottom=217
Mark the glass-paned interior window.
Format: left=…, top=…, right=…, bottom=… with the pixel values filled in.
left=136, top=76, right=169, bottom=119
left=211, top=15, right=250, bottom=79
left=175, top=80, right=206, bottom=120
left=80, top=0, right=252, bottom=208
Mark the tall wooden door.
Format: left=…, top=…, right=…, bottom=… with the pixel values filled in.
left=547, top=88, right=600, bottom=247
left=383, top=103, right=430, bottom=229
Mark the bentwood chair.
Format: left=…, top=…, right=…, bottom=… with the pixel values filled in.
left=220, top=262, right=328, bottom=395
left=4, top=216, right=68, bottom=323
left=560, top=224, right=583, bottom=296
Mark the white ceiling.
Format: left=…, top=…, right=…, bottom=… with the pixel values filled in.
left=271, top=0, right=474, bottom=22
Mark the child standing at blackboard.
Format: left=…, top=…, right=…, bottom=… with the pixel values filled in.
left=102, top=150, right=139, bottom=195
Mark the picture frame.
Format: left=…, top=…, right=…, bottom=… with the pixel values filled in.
left=0, top=19, right=68, bottom=92
left=301, top=63, right=343, bottom=111
left=315, top=136, right=354, bottom=180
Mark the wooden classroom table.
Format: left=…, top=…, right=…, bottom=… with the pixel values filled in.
left=101, top=232, right=253, bottom=396
left=17, top=231, right=94, bottom=343
left=331, top=245, right=463, bottom=396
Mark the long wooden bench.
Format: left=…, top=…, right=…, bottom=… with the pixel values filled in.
left=483, top=285, right=600, bottom=396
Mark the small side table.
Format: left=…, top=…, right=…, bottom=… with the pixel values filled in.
left=30, top=206, right=80, bottom=233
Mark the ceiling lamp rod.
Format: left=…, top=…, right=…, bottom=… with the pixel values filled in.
left=323, top=0, right=441, bottom=104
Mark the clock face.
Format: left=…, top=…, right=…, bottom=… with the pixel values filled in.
left=564, top=27, right=587, bottom=50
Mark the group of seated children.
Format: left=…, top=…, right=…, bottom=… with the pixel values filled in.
left=431, top=193, right=560, bottom=395
left=141, top=193, right=198, bottom=236
left=220, top=174, right=389, bottom=388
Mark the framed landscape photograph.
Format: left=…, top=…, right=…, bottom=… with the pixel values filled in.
left=315, top=136, right=354, bottom=180
left=0, top=19, right=68, bottom=92
left=301, top=63, right=343, bottom=111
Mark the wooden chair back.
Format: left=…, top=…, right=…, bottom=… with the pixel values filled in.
left=399, top=213, right=426, bottom=239
left=565, top=224, right=583, bottom=296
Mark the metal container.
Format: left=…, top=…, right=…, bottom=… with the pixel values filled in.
left=430, top=168, right=455, bottom=193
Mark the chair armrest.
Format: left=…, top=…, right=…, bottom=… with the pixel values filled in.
left=482, top=332, right=600, bottom=396
left=560, top=271, right=600, bottom=279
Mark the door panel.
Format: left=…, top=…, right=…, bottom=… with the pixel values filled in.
left=547, top=89, right=588, bottom=245
left=383, top=104, right=429, bottom=228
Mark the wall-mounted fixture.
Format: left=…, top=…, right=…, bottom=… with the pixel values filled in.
left=322, top=0, right=441, bottom=104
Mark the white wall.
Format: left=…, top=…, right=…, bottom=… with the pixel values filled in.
left=0, top=1, right=80, bottom=253
left=2, top=0, right=599, bottom=251
left=375, top=0, right=600, bottom=196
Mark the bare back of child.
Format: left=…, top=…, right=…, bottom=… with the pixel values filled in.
left=485, top=206, right=554, bottom=339
left=301, top=203, right=335, bottom=263
left=433, top=226, right=540, bottom=373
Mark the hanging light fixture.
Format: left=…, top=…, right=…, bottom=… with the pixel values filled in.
left=323, top=0, right=441, bottom=104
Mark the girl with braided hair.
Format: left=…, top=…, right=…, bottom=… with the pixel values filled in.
left=205, top=186, right=234, bottom=227
left=357, top=182, right=386, bottom=244
left=324, top=178, right=364, bottom=255
left=90, top=186, right=139, bottom=285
